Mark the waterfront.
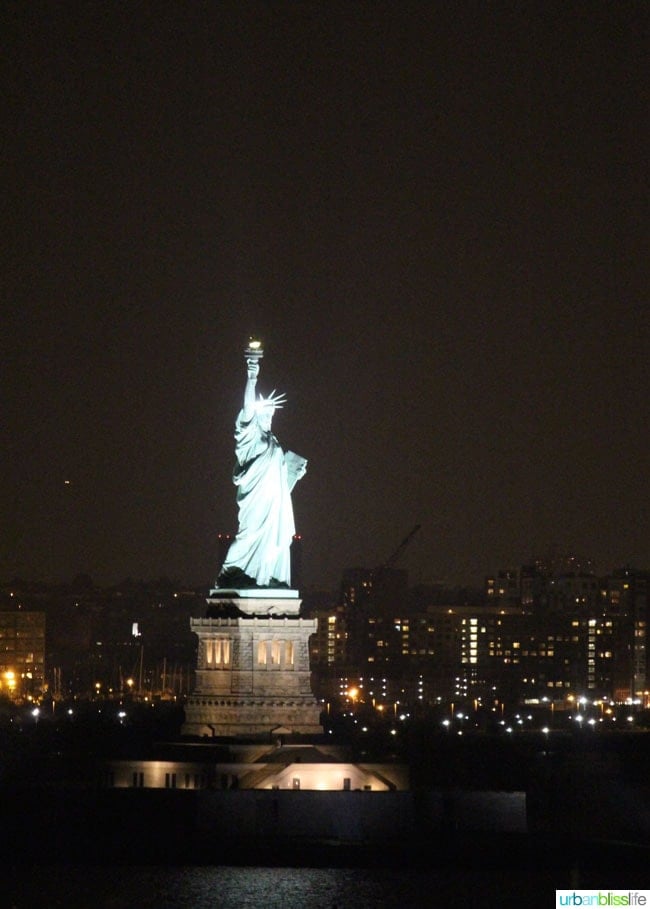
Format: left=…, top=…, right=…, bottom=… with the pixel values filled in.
left=4, top=840, right=650, bottom=909
left=0, top=864, right=583, bottom=909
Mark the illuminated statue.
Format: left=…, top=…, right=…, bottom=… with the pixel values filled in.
left=217, top=340, right=307, bottom=589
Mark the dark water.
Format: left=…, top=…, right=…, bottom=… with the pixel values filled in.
left=3, top=865, right=561, bottom=909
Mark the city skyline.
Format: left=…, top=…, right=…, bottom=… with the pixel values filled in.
left=4, top=4, right=647, bottom=591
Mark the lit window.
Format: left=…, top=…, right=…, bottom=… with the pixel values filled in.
left=222, top=639, right=231, bottom=665
left=208, top=638, right=231, bottom=667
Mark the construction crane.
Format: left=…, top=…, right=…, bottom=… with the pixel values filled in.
left=360, top=524, right=422, bottom=620
left=374, top=523, right=422, bottom=574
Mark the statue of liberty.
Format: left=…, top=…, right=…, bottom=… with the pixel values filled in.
left=217, top=340, right=307, bottom=589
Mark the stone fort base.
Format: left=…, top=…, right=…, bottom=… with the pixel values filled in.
left=182, top=695, right=323, bottom=738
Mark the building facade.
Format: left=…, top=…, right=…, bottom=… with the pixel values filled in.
left=0, top=610, right=46, bottom=700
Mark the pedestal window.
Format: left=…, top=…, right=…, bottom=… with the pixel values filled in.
left=207, top=637, right=231, bottom=667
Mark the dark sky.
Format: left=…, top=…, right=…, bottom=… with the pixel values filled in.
left=3, top=2, right=648, bottom=591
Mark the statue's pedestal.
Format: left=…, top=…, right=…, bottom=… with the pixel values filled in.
left=182, top=591, right=322, bottom=738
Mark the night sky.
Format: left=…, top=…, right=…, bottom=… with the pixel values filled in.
left=3, top=2, right=648, bottom=591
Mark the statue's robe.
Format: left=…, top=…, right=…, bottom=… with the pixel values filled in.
left=219, top=410, right=295, bottom=587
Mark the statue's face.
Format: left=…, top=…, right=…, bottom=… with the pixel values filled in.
left=258, top=409, right=274, bottom=432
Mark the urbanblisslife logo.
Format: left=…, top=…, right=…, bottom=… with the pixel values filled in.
left=556, top=893, right=649, bottom=907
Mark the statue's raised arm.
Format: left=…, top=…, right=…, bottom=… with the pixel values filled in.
left=242, top=355, right=259, bottom=421
left=217, top=339, right=307, bottom=590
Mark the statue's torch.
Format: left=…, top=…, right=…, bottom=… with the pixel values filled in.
left=245, top=337, right=264, bottom=362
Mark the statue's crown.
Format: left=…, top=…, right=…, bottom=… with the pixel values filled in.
left=255, top=389, right=286, bottom=412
